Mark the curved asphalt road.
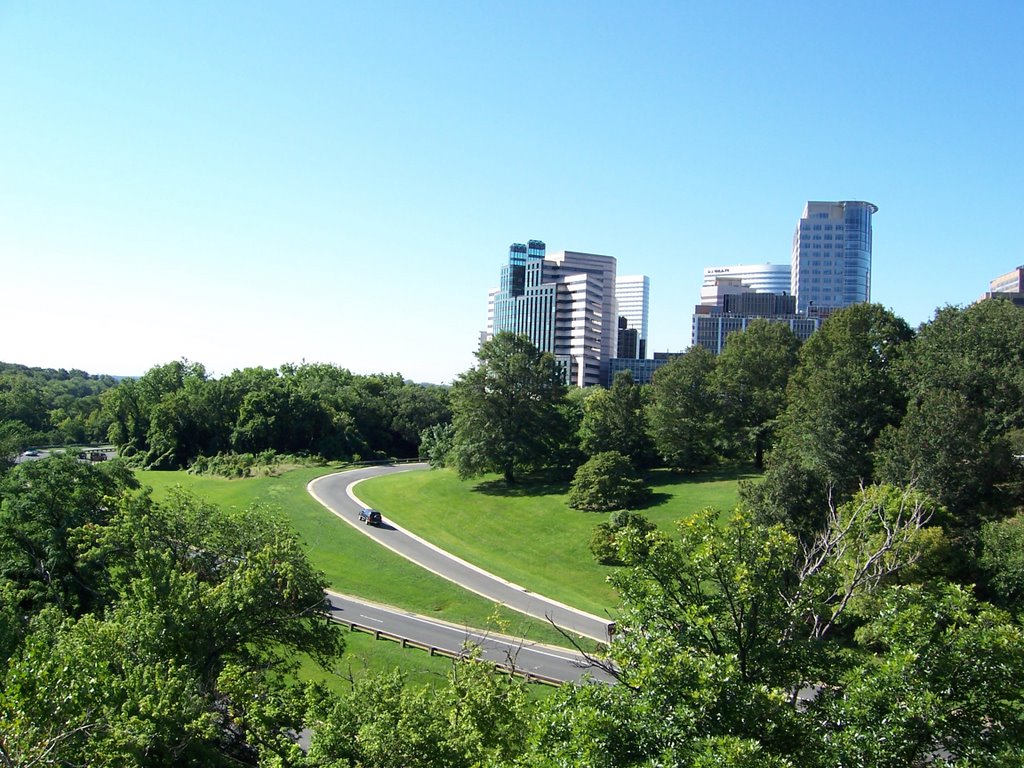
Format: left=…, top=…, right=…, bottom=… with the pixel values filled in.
left=308, top=465, right=616, bottom=643
left=325, top=590, right=615, bottom=685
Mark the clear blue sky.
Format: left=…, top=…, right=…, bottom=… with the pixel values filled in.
left=2, top=2, right=1021, bottom=383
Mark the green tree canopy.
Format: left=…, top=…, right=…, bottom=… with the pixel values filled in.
left=746, top=304, right=914, bottom=533
left=0, top=453, right=139, bottom=617
left=646, top=346, right=721, bottom=472
left=0, top=457, right=341, bottom=766
left=568, top=450, right=649, bottom=512
left=448, top=332, right=567, bottom=484
left=875, top=300, right=1024, bottom=532
left=712, top=319, right=800, bottom=468
left=579, top=370, right=656, bottom=468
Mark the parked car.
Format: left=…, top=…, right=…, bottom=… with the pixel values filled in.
left=358, top=508, right=382, bottom=526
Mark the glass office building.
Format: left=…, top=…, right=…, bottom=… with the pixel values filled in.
left=791, top=201, right=877, bottom=314
left=615, top=275, right=650, bottom=358
left=487, top=240, right=617, bottom=387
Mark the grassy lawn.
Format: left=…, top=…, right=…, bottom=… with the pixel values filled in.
left=356, top=466, right=754, bottom=617
left=297, top=625, right=456, bottom=692
left=136, top=466, right=580, bottom=648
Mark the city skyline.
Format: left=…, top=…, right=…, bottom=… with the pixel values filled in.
left=2, top=3, right=1021, bottom=383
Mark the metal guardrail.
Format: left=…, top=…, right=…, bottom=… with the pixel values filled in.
left=351, top=458, right=425, bottom=466
left=326, top=614, right=565, bottom=687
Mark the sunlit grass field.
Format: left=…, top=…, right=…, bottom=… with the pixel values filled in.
left=136, top=465, right=581, bottom=648
left=135, top=463, right=752, bottom=688
left=137, top=463, right=752, bottom=647
left=356, top=466, right=752, bottom=617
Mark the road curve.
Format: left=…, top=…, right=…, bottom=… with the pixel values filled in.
left=308, top=465, right=616, bottom=643
left=325, top=591, right=615, bottom=685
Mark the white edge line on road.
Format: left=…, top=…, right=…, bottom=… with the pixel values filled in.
left=325, top=589, right=590, bottom=665
left=308, top=468, right=613, bottom=643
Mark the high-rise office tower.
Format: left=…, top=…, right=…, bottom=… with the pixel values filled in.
left=487, top=240, right=617, bottom=387
left=615, top=275, right=650, bottom=358
left=791, top=201, right=877, bottom=314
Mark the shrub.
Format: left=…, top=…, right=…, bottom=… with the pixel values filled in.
left=569, top=451, right=649, bottom=512
left=187, top=451, right=325, bottom=478
left=589, top=510, right=657, bottom=565
left=419, top=423, right=455, bottom=468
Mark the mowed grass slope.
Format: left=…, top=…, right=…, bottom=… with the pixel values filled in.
left=136, top=466, right=574, bottom=646
left=356, top=467, right=752, bottom=617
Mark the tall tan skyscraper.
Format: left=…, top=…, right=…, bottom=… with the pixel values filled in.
left=488, top=240, right=617, bottom=387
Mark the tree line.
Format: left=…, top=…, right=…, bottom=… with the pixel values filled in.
left=0, top=363, right=117, bottom=455
left=0, top=361, right=451, bottom=471
left=441, top=302, right=1024, bottom=538
left=101, top=361, right=451, bottom=469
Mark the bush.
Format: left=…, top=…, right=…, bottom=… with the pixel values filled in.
left=569, top=451, right=649, bottom=512
left=589, top=510, right=657, bottom=565
left=187, top=451, right=325, bottom=478
left=419, top=423, right=455, bottom=468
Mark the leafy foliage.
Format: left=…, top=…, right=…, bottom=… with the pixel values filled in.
left=712, top=319, right=800, bottom=468
left=0, top=456, right=341, bottom=766
left=589, top=509, right=656, bottom=565
left=817, top=584, right=1024, bottom=767
left=875, top=300, right=1024, bottom=533
left=980, top=512, right=1024, bottom=613
left=568, top=451, right=649, bottom=512
left=647, top=346, right=721, bottom=472
left=0, top=362, right=117, bottom=452
left=747, top=304, right=914, bottom=535
left=0, top=453, right=138, bottom=617
left=419, top=422, right=455, bottom=468
left=579, top=371, right=656, bottom=468
left=100, top=361, right=452, bottom=470
left=449, top=333, right=567, bottom=484
left=306, top=660, right=531, bottom=768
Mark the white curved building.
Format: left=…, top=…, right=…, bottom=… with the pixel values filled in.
left=699, top=263, right=791, bottom=306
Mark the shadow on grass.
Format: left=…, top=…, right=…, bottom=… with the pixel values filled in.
left=467, top=464, right=762, bottom=502
left=646, top=464, right=761, bottom=487
left=470, top=470, right=571, bottom=498
left=634, top=491, right=674, bottom=510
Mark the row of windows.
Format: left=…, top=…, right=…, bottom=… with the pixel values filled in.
left=801, top=222, right=847, bottom=231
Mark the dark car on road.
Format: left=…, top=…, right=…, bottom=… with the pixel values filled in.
left=358, top=508, right=382, bottom=526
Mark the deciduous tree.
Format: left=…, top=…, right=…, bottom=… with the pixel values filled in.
left=874, top=300, right=1024, bottom=531
left=568, top=451, right=649, bottom=512
left=712, top=319, right=800, bottom=468
left=448, top=333, right=567, bottom=484
left=579, top=370, right=656, bottom=468
left=646, top=347, right=721, bottom=472
left=748, top=304, right=913, bottom=533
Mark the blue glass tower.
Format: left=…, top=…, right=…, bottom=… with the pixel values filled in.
left=791, top=201, right=877, bottom=314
